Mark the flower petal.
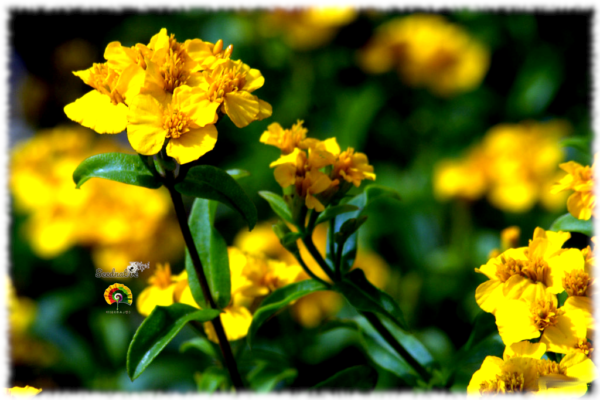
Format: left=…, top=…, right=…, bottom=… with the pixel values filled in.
left=166, top=125, right=218, bottom=164
left=64, top=90, right=128, bottom=134
left=127, top=94, right=166, bottom=155
left=223, top=91, right=259, bottom=128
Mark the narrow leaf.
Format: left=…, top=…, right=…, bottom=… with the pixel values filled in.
left=186, top=199, right=231, bottom=310
left=248, top=280, right=329, bottom=346
left=313, top=365, right=377, bottom=390
left=550, top=213, right=593, bottom=237
left=226, top=169, right=250, bottom=180
left=194, top=366, right=230, bottom=392
left=335, top=269, right=408, bottom=331
left=258, top=191, right=293, bottom=224
left=315, top=204, right=360, bottom=225
left=73, top=153, right=162, bottom=189
left=175, top=165, right=257, bottom=230
left=127, top=304, right=220, bottom=380
left=180, top=337, right=218, bottom=359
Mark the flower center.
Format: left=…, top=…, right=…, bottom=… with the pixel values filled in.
left=563, top=269, right=591, bottom=297
left=495, top=255, right=550, bottom=284
left=206, top=64, right=247, bottom=102
left=530, top=298, right=563, bottom=331
left=163, top=109, right=191, bottom=139
left=161, top=35, right=191, bottom=93
left=148, top=264, right=172, bottom=289
left=537, top=359, right=566, bottom=376
left=480, top=372, right=525, bottom=394
left=576, top=339, right=593, bottom=356
left=85, top=63, right=123, bottom=105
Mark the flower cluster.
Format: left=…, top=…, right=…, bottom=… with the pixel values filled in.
left=262, top=120, right=375, bottom=212
left=9, top=126, right=182, bottom=272
left=137, top=250, right=305, bottom=342
left=551, top=155, right=596, bottom=220
left=65, top=28, right=271, bottom=164
left=434, top=120, right=570, bottom=213
left=357, top=14, right=490, bottom=97
left=469, top=227, right=596, bottom=395
left=260, top=7, right=356, bottom=51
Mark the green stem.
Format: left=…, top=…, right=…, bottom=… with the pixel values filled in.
left=329, top=218, right=342, bottom=281
left=166, top=181, right=244, bottom=390
left=291, top=249, right=331, bottom=287
left=362, top=311, right=431, bottom=383
left=302, top=234, right=336, bottom=282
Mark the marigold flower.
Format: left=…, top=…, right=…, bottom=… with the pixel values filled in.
left=136, top=263, right=189, bottom=316
left=195, top=59, right=272, bottom=128
left=536, top=351, right=596, bottom=396
left=551, top=156, right=596, bottom=220
left=494, top=294, right=588, bottom=353
left=475, top=228, right=584, bottom=314
left=358, top=14, right=489, bottom=97
left=260, top=120, right=310, bottom=154
left=127, top=85, right=218, bottom=164
left=5, top=386, right=42, bottom=397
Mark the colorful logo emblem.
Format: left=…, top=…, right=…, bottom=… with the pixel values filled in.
left=104, top=284, right=133, bottom=310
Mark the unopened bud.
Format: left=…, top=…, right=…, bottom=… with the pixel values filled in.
left=213, top=39, right=224, bottom=55
left=224, top=44, right=233, bottom=58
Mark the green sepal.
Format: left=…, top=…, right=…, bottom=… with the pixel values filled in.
left=185, top=199, right=231, bottom=310
left=73, top=153, right=162, bottom=189
left=126, top=304, right=220, bottom=381
left=335, top=269, right=408, bottom=331
left=247, top=280, right=329, bottom=347
left=175, top=165, right=257, bottom=230
left=550, top=213, right=593, bottom=237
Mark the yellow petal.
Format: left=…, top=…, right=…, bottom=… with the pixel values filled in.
left=495, top=300, right=540, bottom=345
left=166, top=125, right=218, bottom=165
left=308, top=171, right=332, bottom=195
left=273, top=164, right=296, bottom=188
left=126, top=94, right=166, bottom=155
left=540, top=313, right=587, bottom=354
left=502, top=276, right=548, bottom=304
left=563, top=352, right=596, bottom=383
left=136, top=285, right=176, bottom=317
left=256, top=99, right=273, bottom=121
left=64, top=90, right=128, bottom=134
left=466, top=356, right=504, bottom=396
left=117, top=64, right=145, bottom=101
left=567, top=193, right=593, bottom=220
left=204, top=305, right=253, bottom=343
left=6, top=386, right=42, bottom=396
left=547, top=248, right=585, bottom=293
left=270, top=148, right=302, bottom=168
left=474, top=279, right=504, bottom=315
left=503, top=341, right=546, bottom=360
left=243, top=68, right=265, bottom=92
left=563, top=296, right=594, bottom=339
left=223, top=91, right=259, bottom=128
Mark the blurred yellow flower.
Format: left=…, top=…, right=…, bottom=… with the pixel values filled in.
left=127, top=85, right=218, bottom=164
left=260, top=7, right=357, bottom=50
left=5, top=386, right=42, bottom=397
left=137, top=263, right=189, bottom=316
left=551, top=156, right=596, bottom=220
left=434, top=120, right=570, bottom=213
left=475, top=228, right=584, bottom=315
left=260, top=120, right=309, bottom=155
left=9, top=126, right=182, bottom=272
left=359, top=14, right=489, bottom=97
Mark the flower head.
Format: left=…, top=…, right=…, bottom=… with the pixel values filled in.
left=551, top=156, right=596, bottom=220
left=5, top=386, right=42, bottom=397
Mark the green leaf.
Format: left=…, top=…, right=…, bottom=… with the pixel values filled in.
left=180, top=337, right=218, bottom=359
left=247, top=361, right=297, bottom=392
left=354, top=315, right=433, bottom=386
left=560, top=137, right=591, bottom=154
left=313, top=365, right=378, bottom=390
left=127, top=304, right=220, bottom=381
left=194, top=366, right=230, bottom=392
left=248, top=280, right=329, bottom=347
left=258, top=191, right=293, bottom=224
left=335, top=269, right=408, bottom=331
left=550, top=213, right=593, bottom=237
left=327, top=185, right=401, bottom=273
left=226, top=169, right=250, bottom=180
left=175, top=165, right=257, bottom=230
left=186, top=199, right=231, bottom=310
left=315, top=204, right=360, bottom=225
left=73, top=153, right=162, bottom=189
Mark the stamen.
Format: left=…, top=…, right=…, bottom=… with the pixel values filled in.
left=563, top=269, right=591, bottom=297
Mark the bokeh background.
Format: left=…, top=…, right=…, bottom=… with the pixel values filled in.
left=8, top=9, right=593, bottom=392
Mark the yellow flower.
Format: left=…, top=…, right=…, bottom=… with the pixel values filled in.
left=551, top=156, right=596, bottom=220
left=5, top=386, right=42, bottom=397
left=195, top=59, right=272, bottom=128
left=260, top=7, right=356, bottom=50
left=137, top=263, right=188, bottom=316
left=127, top=85, right=218, bottom=164
left=467, top=342, right=544, bottom=396
left=494, top=293, right=588, bottom=353
left=9, top=126, right=181, bottom=270
left=434, top=120, right=569, bottom=213
left=475, top=228, right=584, bottom=314
left=64, top=61, right=145, bottom=134
left=562, top=296, right=594, bottom=341
left=537, top=351, right=596, bottom=396
left=358, top=14, right=489, bottom=97
left=260, top=120, right=310, bottom=155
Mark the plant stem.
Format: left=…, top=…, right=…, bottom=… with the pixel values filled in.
left=302, top=234, right=336, bottom=282
left=329, top=218, right=342, bottom=281
left=166, top=182, right=244, bottom=390
left=362, top=311, right=431, bottom=383
left=290, top=249, right=331, bottom=287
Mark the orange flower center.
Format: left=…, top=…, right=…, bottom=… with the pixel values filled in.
left=148, top=264, right=172, bottom=289
left=206, top=64, right=247, bottom=102
left=530, top=299, right=563, bottom=331
left=85, top=63, right=123, bottom=105
left=480, top=372, right=525, bottom=394
left=537, top=359, right=566, bottom=376
left=163, top=109, right=191, bottom=139
left=161, top=35, right=191, bottom=93
left=576, top=339, right=593, bottom=357
left=495, top=256, right=550, bottom=285
left=563, top=269, right=591, bottom=297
